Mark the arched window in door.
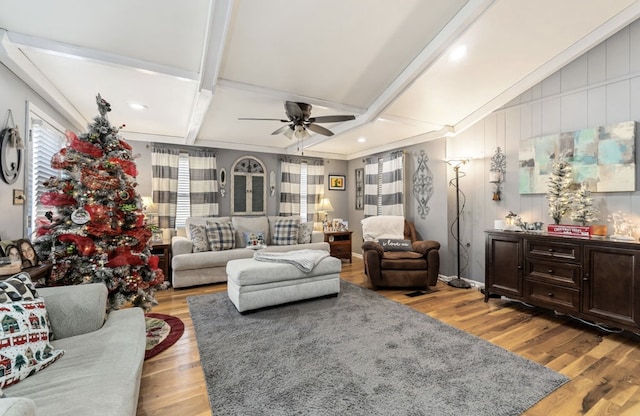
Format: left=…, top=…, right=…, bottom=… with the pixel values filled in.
left=231, top=156, right=266, bottom=215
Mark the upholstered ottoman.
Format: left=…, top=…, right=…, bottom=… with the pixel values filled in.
left=226, top=254, right=342, bottom=313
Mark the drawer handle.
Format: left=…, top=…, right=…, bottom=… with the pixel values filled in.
left=547, top=269, right=554, bottom=274
left=517, top=265, right=523, bottom=270
left=548, top=248, right=555, bottom=253
left=547, top=292, right=554, bottom=297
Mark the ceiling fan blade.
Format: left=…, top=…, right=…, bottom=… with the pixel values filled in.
left=308, top=115, right=355, bottom=123
left=239, top=117, right=289, bottom=122
left=285, top=101, right=304, bottom=120
left=271, top=125, right=292, bottom=135
left=306, top=123, right=334, bottom=136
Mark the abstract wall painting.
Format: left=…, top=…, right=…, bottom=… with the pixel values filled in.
left=519, top=121, right=636, bottom=194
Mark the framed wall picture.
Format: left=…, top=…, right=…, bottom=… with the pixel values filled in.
left=355, top=168, right=364, bottom=210
left=328, top=174, right=346, bottom=191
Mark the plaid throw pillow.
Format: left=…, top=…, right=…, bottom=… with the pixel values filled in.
left=206, top=221, right=236, bottom=251
left=273, top=218, right=300, bottom=245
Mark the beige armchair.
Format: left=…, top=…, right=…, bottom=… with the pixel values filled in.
left=361, top=218, right=440, bottom=289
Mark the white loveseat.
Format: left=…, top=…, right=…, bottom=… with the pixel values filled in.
left=171, top=216, right=330, bottom=288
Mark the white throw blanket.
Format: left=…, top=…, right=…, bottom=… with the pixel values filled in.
left=253, top=249, right=330, bottom=273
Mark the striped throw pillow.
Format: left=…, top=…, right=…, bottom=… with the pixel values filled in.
left=273, top=218, right=300, bottom=245
left=205, top=221, right=236, bottom=251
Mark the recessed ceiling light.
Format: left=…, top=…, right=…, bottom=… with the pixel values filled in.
left=129, top=103, right=148, bottom=111
left=449, top=45, right=467, bottom=62
left=358, top=137, right=366, bottom=143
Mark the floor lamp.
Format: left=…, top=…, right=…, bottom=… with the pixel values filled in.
left=447, top=159, right=471, bottom=289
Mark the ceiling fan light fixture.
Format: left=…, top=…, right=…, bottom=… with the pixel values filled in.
left=283, top=127, right=294, bottom=139
left=294, top=125, right=306, bottom=139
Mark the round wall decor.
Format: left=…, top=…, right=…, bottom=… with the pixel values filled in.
left=0, top=127, right=22, bottom=184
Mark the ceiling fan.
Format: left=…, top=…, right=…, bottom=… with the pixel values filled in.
left=239, top=101, right=355, bottom=139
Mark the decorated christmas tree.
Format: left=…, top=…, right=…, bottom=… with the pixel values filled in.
left=33, top=94, right=164, bottom=310
left=546, top=157, right=573, bottom=225
left=570, top=182, right=599, bottom=226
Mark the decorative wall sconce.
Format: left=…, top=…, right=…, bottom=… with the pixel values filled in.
left=219, top=168, right=227, bottom=197
left=489, top=147, right=506, bottom=201
left=270, top=171, right=276, bottom=196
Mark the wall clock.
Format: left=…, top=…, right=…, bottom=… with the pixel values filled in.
left=0, top=127, right=22, bottom=185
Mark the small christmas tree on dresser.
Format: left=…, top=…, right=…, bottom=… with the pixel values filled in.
left=570, top=182, right=599, bottom=226
left=546, top=157, right=573, bottom=225
left=33, top=94, right=164, bottom=310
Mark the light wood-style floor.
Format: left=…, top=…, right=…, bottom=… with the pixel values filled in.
left=137, top=258, right=640, bottom=416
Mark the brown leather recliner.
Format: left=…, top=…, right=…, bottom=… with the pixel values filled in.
left=361, top=220, right=440, bottom=289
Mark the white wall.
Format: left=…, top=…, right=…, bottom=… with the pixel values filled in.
left=0, top=63, right=75, bottom=240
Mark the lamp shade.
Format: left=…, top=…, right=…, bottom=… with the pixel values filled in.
left=318, top=197, right=334, bottom=212
left=141, top=196, right=156, bottom=212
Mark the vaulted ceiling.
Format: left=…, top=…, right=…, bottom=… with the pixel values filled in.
left=1, top=0, right=639, bottom=160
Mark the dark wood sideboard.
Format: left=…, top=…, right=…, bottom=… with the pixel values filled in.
left=485, top=230, right=640, bottom=332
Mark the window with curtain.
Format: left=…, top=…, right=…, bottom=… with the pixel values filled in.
left=152, top=146, right=219, bottom=229
left=364, top=151, right=405, bottom=217
left=151, top=146, right=180, bottom=229
left=279, top=158, right=324, bottom=220
left=27, top=112, right=66, bottom=236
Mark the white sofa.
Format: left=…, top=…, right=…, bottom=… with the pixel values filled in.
left=0, top=283, right=144, bottom=416
left=171, top=216, right=330, bottom=288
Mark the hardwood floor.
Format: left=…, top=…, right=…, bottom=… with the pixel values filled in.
left=137, top=258, right=640, bottom=415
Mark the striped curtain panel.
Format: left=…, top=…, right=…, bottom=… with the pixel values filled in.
left=306, top=161, right=324, bottom=221
left=380, top=151, right=404, bottom=215
left=363, top=158, right=379, bottom=218
left=279, top=160, right=301, bottom=216
left=188, top=149, right=219, bottom=217
left=363, top=152, right=405, bottom=217
left=151, top=146, right=180, bottom=229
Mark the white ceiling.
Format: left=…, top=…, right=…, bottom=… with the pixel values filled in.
left=1, top=0, right=639, bottom=160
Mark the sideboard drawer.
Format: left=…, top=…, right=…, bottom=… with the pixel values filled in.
left=525, top=279, right=580, bottom=313
left=525, top=259, right=581, bottom=288
left=526, top=240, right=580, bottom=261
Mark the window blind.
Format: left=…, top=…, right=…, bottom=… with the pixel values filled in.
left=29, top=119, right=65, bottom=235
left=175, top=153, right=191, bottom=228
left=300, top=162, right=308, bottom=220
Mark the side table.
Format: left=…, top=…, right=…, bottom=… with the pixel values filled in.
left=324, top=230, right=352, bottom=263
left=150, top=239, right=172, bottom=283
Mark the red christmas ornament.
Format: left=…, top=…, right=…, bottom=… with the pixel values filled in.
left=148, top=255, right=159, bottom=269
left=67, top=130, right=104, bottom=158
left=108, top=157, right=138, bottom=177
left=51, top=148, right=70, bottom=170
left=57, top=234, right=96, bottom=256
left=118, top=139, right=132, bottom=150
left=107, top=248, right=144, bottom=267
left=40, top=192, right=77, bottom=207
left=81, top=167, right=121, bottom=190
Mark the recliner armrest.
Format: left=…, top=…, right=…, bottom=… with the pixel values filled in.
left=412, top=240, right=440, bottom=256
left=361, top=241, right=384, bottom=257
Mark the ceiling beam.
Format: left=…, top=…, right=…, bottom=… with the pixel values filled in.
left=6, top=30, right=198, bottom=81
left=0, top=29, right=86, bottom=130
left=186, top=0, right=234, bottom=144
left=287, top=0, right=497, bottom=155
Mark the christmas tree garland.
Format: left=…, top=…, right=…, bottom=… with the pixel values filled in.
left=34, top=94, right=164, bottom=311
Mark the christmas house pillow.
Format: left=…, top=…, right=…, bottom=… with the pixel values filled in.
left=0, top=275, right=64, bottom=388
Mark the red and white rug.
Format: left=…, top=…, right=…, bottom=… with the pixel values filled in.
left=144, top=313, right=185, bottom=360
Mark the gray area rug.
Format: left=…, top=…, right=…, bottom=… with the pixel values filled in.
left=188, top=281, right=568, bottom=416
